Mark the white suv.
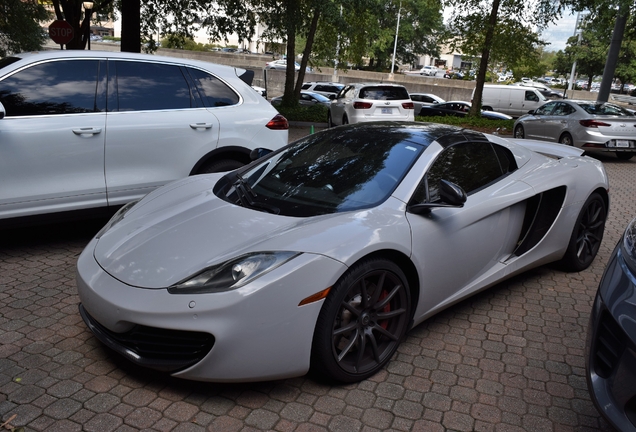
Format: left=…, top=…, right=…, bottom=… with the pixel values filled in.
left=300, top=82, right=345, bottom=99
left=328, top=83, right=414, bottom=126
left=0, top=51, right=288, bottom=223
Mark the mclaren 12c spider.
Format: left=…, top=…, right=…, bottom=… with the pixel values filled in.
left=77, top=122, right=609, bottom=383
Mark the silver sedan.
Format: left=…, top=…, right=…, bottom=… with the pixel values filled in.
left=513, top=100, right=636, bottom=160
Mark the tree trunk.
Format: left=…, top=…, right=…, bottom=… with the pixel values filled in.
left=597, top=2, right=629, bottom=103
left=294, top=7, right=321, bottom=96
left=469, top=0, right=501, bottom=117
left=281, top=0, right=299, bottom=107
left=121, top=0, right=141, bottom=53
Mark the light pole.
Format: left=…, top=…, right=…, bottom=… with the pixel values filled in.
left=389, top=1, right=402, bottom=79
left=83, top=1, right=94, bottom=50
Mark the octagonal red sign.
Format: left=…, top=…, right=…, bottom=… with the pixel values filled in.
left=49, top=20, right=74, bottom=45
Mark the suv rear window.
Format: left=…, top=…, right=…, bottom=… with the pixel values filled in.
left=359, top=86, right=409, bottom=101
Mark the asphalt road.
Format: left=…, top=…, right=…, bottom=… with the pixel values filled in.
left=1, top=142, right=634, bottom=431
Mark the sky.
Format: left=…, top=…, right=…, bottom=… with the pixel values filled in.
left=540, top=10, right=579, bottom=52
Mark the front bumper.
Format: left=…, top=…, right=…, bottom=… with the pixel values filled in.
left=76, top=237, right=347, bottom=382
left=586, top=246, right=636, bottom=431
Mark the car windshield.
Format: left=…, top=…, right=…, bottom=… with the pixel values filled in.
left=578, top=102, right=633, bottom=116
left=359, top=86, right=410, bottom=100
left=214, top=125, right=427, bottom=217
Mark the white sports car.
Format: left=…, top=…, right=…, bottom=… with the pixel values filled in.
left=77, top=122, right=609, bottom=383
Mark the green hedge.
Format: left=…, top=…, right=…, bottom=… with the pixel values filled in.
left=415, top=115, right=515, bottom=134
left=275, top=104, right=329, bottom=123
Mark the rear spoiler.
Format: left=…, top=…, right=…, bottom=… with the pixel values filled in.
left=237, top=68, right=254, bottom=86
left=509, top=139, right=584, bottom=158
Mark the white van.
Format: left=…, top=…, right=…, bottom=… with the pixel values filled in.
left=473, top=84, right=547, bottom=117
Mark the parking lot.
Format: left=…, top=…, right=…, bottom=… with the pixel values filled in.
left=1, top=135, right=634, bottom=431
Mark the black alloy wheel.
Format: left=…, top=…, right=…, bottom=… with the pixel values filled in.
left=514, top=124, right=525, bottom=139
left=311, top=258, right=411, bottom=382
left=557, top=192, right=606, bottom=272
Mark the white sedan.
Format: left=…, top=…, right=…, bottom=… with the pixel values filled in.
left=77, top=122, right=609, bottom=383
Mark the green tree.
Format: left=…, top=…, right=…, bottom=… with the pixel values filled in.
left=50, top=0, right=115, bottom=50
left=0, top=0, right=51, bottom=57
left=445, top=0, right=562, bottom=116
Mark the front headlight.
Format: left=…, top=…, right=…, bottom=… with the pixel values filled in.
left=95, top=199, right=140, bottom=239
left=168, top=251, right=301, bottom=294
left=621, top=217, right=636, bottom=273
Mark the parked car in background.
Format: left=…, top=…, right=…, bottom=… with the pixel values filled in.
left=410, top=93, right=445, bottom=113
left=586, top=215, right=636, bottom=432
left=301, top=82, right=345, bottom=99
left=76, top=122, right=609, bottom=383
left=0, top=51, right=289, bottom=223
left=404, top=65, right=439, bottom=76
left=271, top=91, right=331, bottom=107
left=265, top=59, right=312, bottom=72
left=327, top=83, right=414, bottom=126
left=418, top=101, right=512, bottom=120
left=513, top=100, right=636, bottom=160
left=477, top=84, right=547, bottom=117
left=251, top=85, right=267, bottom=98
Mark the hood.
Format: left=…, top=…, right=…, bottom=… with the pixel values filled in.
left=94, top=176, right=410, bottom=289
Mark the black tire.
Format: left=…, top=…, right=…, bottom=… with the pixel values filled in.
left=514, top=124, right=525, bottom=139
left=556, top=192, right=606, bottom=272
left=616, top=152, right=634, bottom=160
left=198, top=159, right=244, bottom=174
left=327, top=111, right=334, bottom=128
left=311, top=258, right=411, bottom=383
left=559, top=133, right=573, bottom=146
left=342, top=115, right=349, bottom=125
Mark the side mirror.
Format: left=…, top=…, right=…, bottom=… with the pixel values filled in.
left=328, top=94, right=336, bottom=100
left=0, top=101, right=5, bottom=120
left=250, top=148, right=272, bottom=161
left=527, top=110, right=535, bottom=115
left=407, top=179, right=467, bottom=215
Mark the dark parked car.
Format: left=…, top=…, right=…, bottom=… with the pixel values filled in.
left=418, top=101, right=512, bottom=120
left=586, top=216, right=636, bottom=432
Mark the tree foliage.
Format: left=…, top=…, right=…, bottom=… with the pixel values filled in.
left=0, top=0, right=51, bottom=57
left=445, top=0, right=563, bottom=115
left=50, top=0, right=115, bottom=50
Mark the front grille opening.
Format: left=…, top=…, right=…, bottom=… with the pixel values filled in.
left=593, top=311, right=626, bottom=379
left=80, top=304, right=214, bottom=373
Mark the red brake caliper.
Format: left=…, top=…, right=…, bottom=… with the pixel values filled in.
left=378, top=291, right=390, bottom=329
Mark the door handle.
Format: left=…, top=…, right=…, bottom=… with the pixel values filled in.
left=190, top=123, right=214, bottom=129
left=72, top=127, right=102, bottom=135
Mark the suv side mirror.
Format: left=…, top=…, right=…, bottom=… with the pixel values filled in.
left=407, top=179, right=467, bottom=215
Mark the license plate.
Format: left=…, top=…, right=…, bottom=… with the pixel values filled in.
left=615, top=140, right=630, bottom=148
left=381, top=108, right=393, bottom=114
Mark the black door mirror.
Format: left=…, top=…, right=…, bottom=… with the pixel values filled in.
left=407, top=179, right=467, bottom=215
left=250, top=148, right=272, bottom=161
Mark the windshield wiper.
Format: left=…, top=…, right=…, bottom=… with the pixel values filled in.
left=233, top=174, right=280, bottom=214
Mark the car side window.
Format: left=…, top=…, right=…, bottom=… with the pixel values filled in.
left=0, top=59, right=104, bottom=116
left=534, top=102, right=556, bottom=116
left=113, top=61, right=193, bottom=111
left=525, top=91, right=539, bottom=102
left=411, top=95, right=422, bottom=102
left=552, top=102, right=575, bottom=116
left=421, top=96, right=435, bottom=103
left=411, top=142, right=506, bottom=204
left=187, top=67, right=240, bottom=107
left=301, top=84, right=311, bottom=90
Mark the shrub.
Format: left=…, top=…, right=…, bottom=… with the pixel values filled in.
left=415, top=115, right=515, bottom=134
left=275, top=104, right=328, bottom=123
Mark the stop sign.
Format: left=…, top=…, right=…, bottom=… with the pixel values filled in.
left=49, top=20, right=74, bottom=45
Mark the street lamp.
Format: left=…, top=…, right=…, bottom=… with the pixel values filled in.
left=389, top=2, right=402, bottom=79
left=83, top=1, right=94, bottom=50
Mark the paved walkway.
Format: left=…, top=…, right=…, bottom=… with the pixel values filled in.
left=1, top=137, right=632, bottom=431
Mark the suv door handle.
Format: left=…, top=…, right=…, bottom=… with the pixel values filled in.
left=190, top=123, right=214, bottom=129
left=72, top=127, right=102, bottom=135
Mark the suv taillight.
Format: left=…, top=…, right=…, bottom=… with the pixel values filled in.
left=579, top=119, right=611, bottom=128
left=353, top=102, right=373, bottom=109
left=402, top=102, right=414, bottom=110
left=266, top=114, right=289, bottom=130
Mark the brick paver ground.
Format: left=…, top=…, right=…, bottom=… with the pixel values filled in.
left=1, top=132, right=632, bottom=431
